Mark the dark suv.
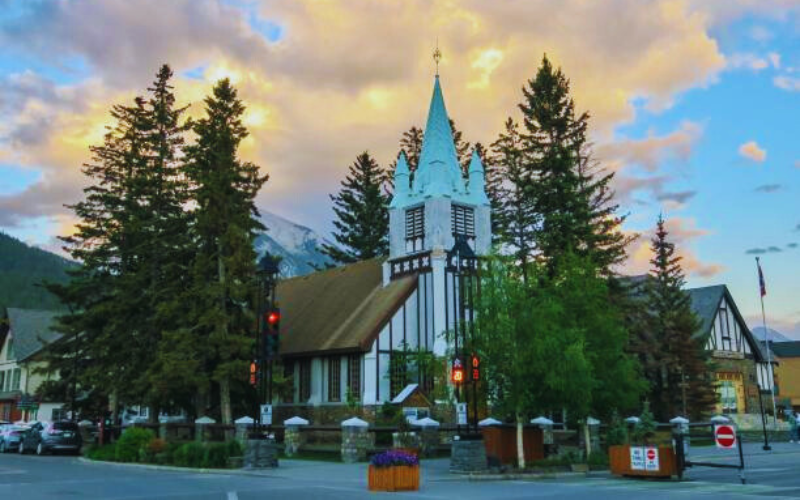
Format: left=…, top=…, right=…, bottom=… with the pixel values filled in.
left=19, top=421, right=82, bottom=455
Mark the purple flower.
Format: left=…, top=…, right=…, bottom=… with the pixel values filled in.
left=370, top=450, right=419, bottom=468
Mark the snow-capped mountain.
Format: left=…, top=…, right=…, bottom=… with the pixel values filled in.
left=254, top=210, right=335, bottom=278
left=752, top=326, right=792, bottom=343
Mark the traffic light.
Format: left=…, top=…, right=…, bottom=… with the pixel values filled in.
left=262, top=308, right=281, bottom=360
left=470, top=354, right=480, bottom=382
left=249, top=361, right=258, bottom=386
left=451, top=357, right=464, bottom=385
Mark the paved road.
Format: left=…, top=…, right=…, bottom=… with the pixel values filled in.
left=2, top=442, right=800, bottom=499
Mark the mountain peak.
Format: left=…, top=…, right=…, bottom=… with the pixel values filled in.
left=255, top=210, right=335, bottom=278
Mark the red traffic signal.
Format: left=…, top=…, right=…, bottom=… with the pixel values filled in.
left=249, top=361, right=258, bottom=386
left=471, top=354, right=480, bottom=381
left=267, top=310, right=280, bottom=326
left=451, top=357, right=464, bottom=384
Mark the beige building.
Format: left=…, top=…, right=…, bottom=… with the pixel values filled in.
left=771, top=342, right=800, bottom=412
left=0, top=308, right=65, bottom=422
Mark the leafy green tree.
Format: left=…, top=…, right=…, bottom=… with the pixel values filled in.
left=320, top=152, right=389, bottom=264
left=182, top=78, right=267, bottom=424
left=641, top=215, right=715, bottom=420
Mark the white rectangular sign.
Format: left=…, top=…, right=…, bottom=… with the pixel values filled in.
left=630, top=446, right=645, bottom=471
left=456, top=403, right=467, bottom=425
left=644, top=446, right=660, bottom=471
left=261, top=404, right=272, bottom=425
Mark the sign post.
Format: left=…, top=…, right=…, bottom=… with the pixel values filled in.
left=456, top=403, right=467, bottom=426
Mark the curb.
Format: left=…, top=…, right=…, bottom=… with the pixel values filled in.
left=77, top=457, right=282, bottom=477
left=446, top=470, right=611, bottom=482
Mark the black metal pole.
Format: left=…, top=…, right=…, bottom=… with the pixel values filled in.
left=737, top=431, right=746, bottom=484
left=758, top=385, right=771, bottom=451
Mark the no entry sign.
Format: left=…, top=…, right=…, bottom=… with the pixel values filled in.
left=715, top=424, right=737, bottom=449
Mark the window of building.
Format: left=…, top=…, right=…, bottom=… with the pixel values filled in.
left=11, top=368, right=20, bottom=391
left=299, top=360, right=311, bottom=402
left=390, top=353, right=407, bottom=399
left=51, top=407, right=67, bottom=422
left=0, top=371, right=4, bottom=392
left=405, top=206, right=425, bottom=253
left=5, top=338, right=13, bottom=360
left=718, top=306, right=731, bottom=350
left=328, top=356, right=341, bottom=402
left=347, top=354, right=361, bottom=401
left=451, top=205, right=475, bottom=238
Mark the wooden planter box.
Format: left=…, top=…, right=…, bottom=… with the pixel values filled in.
left=368, top=465, right=420, bottom=492
left=608, top=444, right=677, bottom=478
left=481, top=426, right=544, bottom=465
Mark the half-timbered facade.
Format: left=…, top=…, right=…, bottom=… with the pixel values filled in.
left=273, top=74, right=491, bottom=422
left=687, top=285, right=776, bottom=415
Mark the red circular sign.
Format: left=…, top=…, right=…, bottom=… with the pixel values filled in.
left=715, top=425, right=736, bottom=448
left=646, top=448, right=656, bottom=460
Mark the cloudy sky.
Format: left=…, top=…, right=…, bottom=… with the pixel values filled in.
left=0, top=0, right=797, bottom=336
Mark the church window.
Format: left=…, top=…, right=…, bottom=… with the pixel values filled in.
left=451, top=205, right=475, bottom=238
left=405, top=206, right=425, bottom=252
left=390, top=353, right=408, bottom=399
left=299, top=360, right=311, bottom=402
left=328, top=356, right=341, bottom=402
left=347, top=354, right=361, bottom=401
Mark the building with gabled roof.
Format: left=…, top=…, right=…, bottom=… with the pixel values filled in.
left=769, top=341, right=800, bottom=412
left=272, top=72, right=491, bottom=423
left=0, top=308, right=65, bottom=422
left=686, top=284, right=776, bottom=416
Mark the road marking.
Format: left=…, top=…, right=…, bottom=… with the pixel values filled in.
left=227, top=491, right=238, bottom=500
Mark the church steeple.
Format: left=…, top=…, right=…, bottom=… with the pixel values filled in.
left=412, top=75, right=465, bottom=198
left=389, top=151, right=410, bottom=209
left=466, top=149, right=489, bottom=205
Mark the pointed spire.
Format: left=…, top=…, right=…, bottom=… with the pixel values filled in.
left=390, top=151, right=410, bottom=209
left=466, top=148, right=489, bottom=205
left=412, top=76, right=465, bottom=197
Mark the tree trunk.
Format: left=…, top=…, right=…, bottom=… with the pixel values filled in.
left=516, top=412, right=526, bottom=469
left=217, top=241, right=232, bottom=424
left=583, top=421, right=591, bottom=458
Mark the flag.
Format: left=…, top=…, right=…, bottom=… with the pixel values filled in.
left=757, top=257, right=767, bottom=297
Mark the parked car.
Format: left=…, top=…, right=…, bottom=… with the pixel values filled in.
left=19, top=421, right=82, bottom=456
left=0, top=424, right=28, bottom=453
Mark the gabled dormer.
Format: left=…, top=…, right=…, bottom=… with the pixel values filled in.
left=388, top=75, right=491, bottom=261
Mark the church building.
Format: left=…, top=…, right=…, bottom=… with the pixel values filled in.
left=273, top=73, right=491, bottom=422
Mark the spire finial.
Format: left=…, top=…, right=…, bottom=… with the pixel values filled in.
left=433, top=38, right=442, bottom=76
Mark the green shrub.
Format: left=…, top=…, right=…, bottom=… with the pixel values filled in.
left=173, top=442, right=206, bottom=468
left=203, top=442, right=231, bottom=468
left=606, top=409, right=628, bottom=446
left=115, top=427, right=155, bottom=463
left=226, top=439, right=243, bottom=457
left=85, top=443, right=117, bottom=462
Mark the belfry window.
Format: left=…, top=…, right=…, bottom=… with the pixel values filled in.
left=451, top=205, right=475, bottom=238
left=405, top=206, right=425, bottom=253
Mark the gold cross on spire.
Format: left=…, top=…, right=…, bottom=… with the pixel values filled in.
left=433, top=39, right=442, bottom=76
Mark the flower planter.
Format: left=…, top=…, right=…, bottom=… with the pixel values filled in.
left=608, top=444, right=677, bottom=478
left=393, top=447, right=420, bottom=458
left=368, top=465, right=420, bottom=492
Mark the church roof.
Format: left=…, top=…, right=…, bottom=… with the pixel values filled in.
left=4, top=308, right=62, bottom=362
left=411, top=76, right=466, bottom=200
left=276, top=259, right=417, bottom=357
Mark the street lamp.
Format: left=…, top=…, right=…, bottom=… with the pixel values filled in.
left=254, top=253, right=280, bottom=438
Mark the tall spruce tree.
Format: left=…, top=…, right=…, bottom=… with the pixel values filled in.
left=489, top=118, right=537, bottom=281
left=320, top=152, right=389, bottom=264
left=643, top=215, right=715, bottom=420
left=182, top=78, right=267, bottom=424
left=518, top=55, right=629, bottom=276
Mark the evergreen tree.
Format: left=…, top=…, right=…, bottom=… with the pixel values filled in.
left=489, top=118, right=537, bottom=281
left=643, top=215, right=715, bottom=420
left=320, top=152, right=389, bottom=264
left=182, top=78, right=267, bottom=424
left=518, top=55, right=629, bottom=276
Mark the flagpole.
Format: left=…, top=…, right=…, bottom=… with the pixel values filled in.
left=757, top=256, right=778, bottom=426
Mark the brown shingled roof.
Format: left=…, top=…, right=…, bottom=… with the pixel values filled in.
left=276, top=259, right=417, bottom=357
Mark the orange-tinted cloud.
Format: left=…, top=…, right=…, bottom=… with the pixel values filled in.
left=739, top=140, right=767, bottom=162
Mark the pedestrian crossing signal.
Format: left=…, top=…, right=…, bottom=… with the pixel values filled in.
left=451, top=357, right=464, bottom=384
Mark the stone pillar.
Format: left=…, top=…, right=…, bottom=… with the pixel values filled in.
left=449, top=436, right=488, bottom=473
left=341, top=417, right=370, bottom=463
left=234, top=416, right=255, bottom=444
left=670, top=416, right=690, bottom=456
left=283, top=416, right=309, bottom=457
left=244, top=437, right=279, bottom=469
left=194, top=416, right=216, bottom=442
left=412, top=417, right=440, bottom=458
